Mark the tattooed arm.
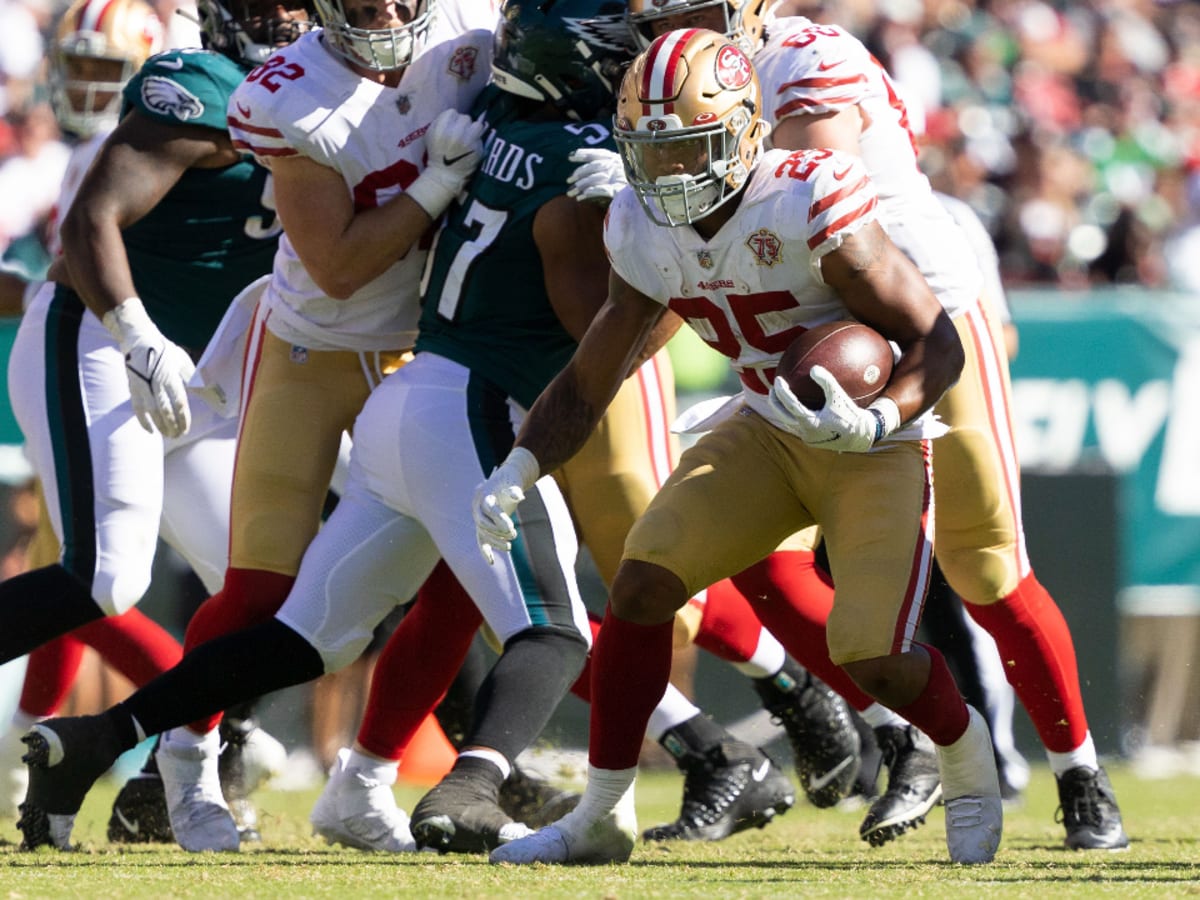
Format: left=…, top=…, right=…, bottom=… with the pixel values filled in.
left=821, top=220, right=963, bottom=425
left=518, top=269, right=664, bottom=474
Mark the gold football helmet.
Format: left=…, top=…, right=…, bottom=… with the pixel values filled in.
left=50, top=0, right=165, bottom=137
left=626, top=0, right=770, bottom=55
left=615, top=28, right=769, bottom=227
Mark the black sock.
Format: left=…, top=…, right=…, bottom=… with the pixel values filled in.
left=660, top=712, right=729, bottom=765
left=468, top=627, right=587, bottom=763
left=111, top=619, right=324, bottom=739
left=0, top=565, right=103, bottom=664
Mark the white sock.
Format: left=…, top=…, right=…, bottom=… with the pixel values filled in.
left=646, top=683, right=701, bottom=742
left=164, top=726, right=213, bottom=750
left=347, top=747, right=399, bottom=782
left=859, top=703, right=906, bottom=730
left=1046, top=732, right=1099, bottom=777
left=459, top=748, right=511, bottom=780
left=731, top=629, right=787, bottom=680
left=567, top=765, right=637, bottom=825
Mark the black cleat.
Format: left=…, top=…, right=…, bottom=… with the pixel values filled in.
left=108, top=772, right=173, bottom=843
left=18, top=715, right=124, bottom=850
left=411, top=757, right=532, bottom=853
left=754, top=659, right=861, bottom=808
left=643, top=738, right=795, bottom=842
left=498, top=764, right=582, bottom=831
left=1055, top=766, right=1129, bottom=850
left=859, top=723, right=942, bottom=847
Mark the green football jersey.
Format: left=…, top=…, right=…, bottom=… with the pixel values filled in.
left=417, top=87, right=617, bottom=409
left=117, top=49, right=280, bottom=351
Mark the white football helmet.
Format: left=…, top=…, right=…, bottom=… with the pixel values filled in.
left=314, top=0, right=438, bottom=72
left=49, top=0, right=165, bottom=137
left=626, top=0, right=770, bottom=55
left=615, top=28, right=769, bottom=227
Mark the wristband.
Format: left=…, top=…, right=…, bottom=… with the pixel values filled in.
left=503, top=446, right=541, bottom=492
left=867, top=396, right=901, bottom=444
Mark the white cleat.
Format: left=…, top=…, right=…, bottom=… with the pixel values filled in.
left=157, top=730, right=240, bottom=852
left=936, top=707, right=1003, bottom=864
left=310, top=748, right=416, bottom=852
left=489, top=805, right=636, bottom=865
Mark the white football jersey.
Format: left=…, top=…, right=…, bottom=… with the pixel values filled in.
left=755, top=18, right=979, bottom=319
left=606, top=147, right=939, bottom=440
left=227, top=29, right=491, bottom=351
left=45, top=131, right=107, bottom=257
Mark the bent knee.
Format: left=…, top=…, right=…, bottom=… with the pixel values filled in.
left=611, top=559, right=687, bottom=625
left=90, top=568, right=152, bottom=616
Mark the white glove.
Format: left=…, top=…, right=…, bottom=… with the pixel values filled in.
left=472, top=447, right=541, bottom=565
left=768, top=366, right=899, bottom=453
left=566, top=148, right=627, bottom=203
left=406, top=109, right=486, bottom=218
left=102, top=297, right=196, bottom=439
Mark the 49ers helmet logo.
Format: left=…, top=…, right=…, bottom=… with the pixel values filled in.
left=714, top=45, right=752, bottom=90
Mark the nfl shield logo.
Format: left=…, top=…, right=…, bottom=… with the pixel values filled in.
left=290, top=345, right=309, bottom=364
left=396, top=94, right=411, bottom=114
left=697, top=250, right=714, bottom=269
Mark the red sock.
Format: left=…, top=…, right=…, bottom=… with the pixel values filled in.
left=182, top=567, right=296, bottom=733
left=693, top=578, right=768, bottom=664
left=356, top=561, right=482, bottom=760
left=965, top=572, right=1088, bottom=752
left=732, top=550, right=876, bottom=711
left=588, top=609, right=674, bottom=771
left=568, top=614, right=603, bottom=704
left=19, top=636, right=86, bottom=717
left=893, top=643, right=970, bottom=746
left=73, top=609, right=183, bottom=688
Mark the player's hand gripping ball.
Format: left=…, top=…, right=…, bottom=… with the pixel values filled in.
left=776, top=320, right=893, bottom=410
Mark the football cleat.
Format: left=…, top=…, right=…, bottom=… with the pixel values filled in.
left=859, top=723, right=943, bottom=847
left=107, top=752, right=173, bottom=844
left=643, top=738, right=794, bottom=842
left=498, top=764, right=582, bottom=831
left=18, top=715, right=125, bottom=850
left=1055, top=766, right=1129, bottom=850
left=936, top=707, right=1002, bottom=864
left=753, top=659, right=861, bottom=808
left=310, top=747, right=416, bottom=852
left=156, top=729, right=240, bottom=852
left=411, top=757, right=534, bottom=854
left=490, top=789, right=638, bottom=865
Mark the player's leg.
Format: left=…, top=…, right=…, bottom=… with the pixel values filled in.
left=372, top=356, right=591, bottom=853
left=1, top=285, right=165, bottom=663
left=729, top=544, right=943, bottom=845
left=819, top=439, right=1001, bottom=865
left=934, top=299, right=1126, bottom=849
left=19, top=476, right=437, bottom=851
left=561, top=357, right=795, bottom=841
left=493, top=411, right=815, bottom=865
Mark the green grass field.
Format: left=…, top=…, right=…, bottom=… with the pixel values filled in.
left=1, top=765, right=1196, bottom=898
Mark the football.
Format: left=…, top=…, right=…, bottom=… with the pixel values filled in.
left=776, top=320, right=894, bottom=409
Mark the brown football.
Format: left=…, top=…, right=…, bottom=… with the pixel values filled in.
left=777, top=320, right=894, bottom=410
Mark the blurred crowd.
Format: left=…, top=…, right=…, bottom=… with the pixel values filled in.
left=2, top=0, right=1199, bottom=292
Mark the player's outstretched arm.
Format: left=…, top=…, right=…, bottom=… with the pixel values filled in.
left=473, top=271, right=662, bottom=563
